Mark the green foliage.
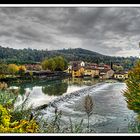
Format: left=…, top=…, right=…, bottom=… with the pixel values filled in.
left=123, top=60, right=140, bottom=112
left=42, top=56, right=68, bottom=71
left=113, top=64, right=124, bottom=72
left=0, top=62, right=27, bottom=78
left=11, top=108, right=33, bottom=122
left=0, top=46, right=138, bottom=69
left=48, top=58, right=56, bottom=71
left=0, top=89, right=39, bottom=133
left=123, top=59, right=133, bottom=70
left=0, top=89, right=17, bottom=109
left=41, top=59, right=49, bottom=70
left=128, top=118, right=140, bottom=133
left=42, top=81, right=68, bottom=96
left=0, top=104, right=39, bottom=133
left=54, top=56, right=68, bottom=71
left=42, top=58, right=56, bottom=71
left=0, top=62, right=8, bottom=75
left=40, top=108, right=62, bottom=133
left=68, top=118, right=84, bottom=133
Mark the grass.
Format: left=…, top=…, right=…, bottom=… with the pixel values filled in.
left=0, top=88, right=89, bottom=133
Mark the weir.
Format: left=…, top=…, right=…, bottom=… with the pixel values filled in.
left=39, top=82, right=135, bottom=133
left=41, top=82, right=108, bottom=109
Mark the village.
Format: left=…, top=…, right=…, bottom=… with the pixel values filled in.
left=23, top=60, right=129, bottom=81
left=64, top=61, right=128, bottom=80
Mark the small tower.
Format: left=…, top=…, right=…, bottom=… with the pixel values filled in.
left=110, top=61, right=113, bottom=70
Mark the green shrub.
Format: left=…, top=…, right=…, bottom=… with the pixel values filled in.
left=0, top=104, right=39, bottom=133
left=123, top=61, right=140, bottom=112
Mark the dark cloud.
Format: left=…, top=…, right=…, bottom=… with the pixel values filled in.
left=0, top=31, right=12, bottom=37
left=59, top=8, right=104, bottom=34
left=0, top=7, right=23, bottom=14
left=0, top=7, right=140, bottom=56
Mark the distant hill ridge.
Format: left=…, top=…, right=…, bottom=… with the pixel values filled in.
left=55, top=48, right=105, bottom=57
left=0, top=46, right=138, bottom=68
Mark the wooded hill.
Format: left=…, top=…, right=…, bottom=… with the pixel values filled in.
left=0, top=46, right=138, bottom=70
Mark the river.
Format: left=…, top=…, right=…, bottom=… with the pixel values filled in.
left=9, top=78, right=136, bottom=133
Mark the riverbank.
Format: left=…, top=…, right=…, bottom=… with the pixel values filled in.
left=0, top=71, right=71, bottom=84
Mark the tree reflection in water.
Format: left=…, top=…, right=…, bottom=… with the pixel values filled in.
left=9, top=78, right=100, bottom=97
left=63, top=78, right=99, bottom=87
left=42, top=81, right=68, bottom=96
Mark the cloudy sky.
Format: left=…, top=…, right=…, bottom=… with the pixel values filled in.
left=0, top=7, right=140, bottom=57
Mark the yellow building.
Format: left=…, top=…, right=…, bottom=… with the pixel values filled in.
left=84, top=67, right=99, bottom=78
left=72, top=67, right=84, bottom=77
left=114, top=72, right=128, bottom=80
left=65, top=61, right=85, bottom=77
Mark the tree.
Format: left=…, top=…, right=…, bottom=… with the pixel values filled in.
left=54, top=56, right=68, bottom=71
left=0, top=63, right=8, bottom=75
left=64, top=58, right=68, bottom=70
left=8, top=64, right=19, bottom=76
left=123, top=60, right=140, bottom=112
left=41, top=59, right=49, bottom=70
left=123, top=59, right=132, bottom=70
left=42, top=56, right=68, bottom=71
left=58, top=56, right=65, bottom=71
left=0, top=46, right=138, bottom=67
left=18, top=65, right=26, bottom=76
left=42, top=58, right=56, bottom=71
left=47, top=58, right=56, bottom=72
left=113, top=64, right=124, bottom=72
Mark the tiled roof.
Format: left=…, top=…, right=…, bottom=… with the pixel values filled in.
left=85, top=66, right=99, bottom=70
left=99, top=69, right=112, bottom=73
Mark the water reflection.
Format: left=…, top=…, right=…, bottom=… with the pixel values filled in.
left=10, top=78, right=100, bottom=96
left=42, top=82, right=68, bottom=96
left=64, top=78, right=99, bottom=86
left=9, top=78, right=100, bottom=108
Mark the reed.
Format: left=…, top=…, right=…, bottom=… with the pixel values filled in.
left=84, top=94, right=94, bottom=132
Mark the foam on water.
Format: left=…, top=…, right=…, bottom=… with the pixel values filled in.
left=46, top=82, right=111, bottom=107
left=40, top=82, right=114, bottom=121
left=35, top=82, right=137, bottom=133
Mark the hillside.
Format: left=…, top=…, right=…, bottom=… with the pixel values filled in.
left=0, top=46, right=105, bottom=63
left=51, top=48, right=105, bottom=61
left=0, top=46, right=138, bottom=69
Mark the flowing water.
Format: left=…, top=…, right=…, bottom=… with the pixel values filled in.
left=9, top=78, right=136, bottom=133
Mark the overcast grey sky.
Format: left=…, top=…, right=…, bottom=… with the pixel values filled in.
left=0, top=7, right=140, bottom=57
